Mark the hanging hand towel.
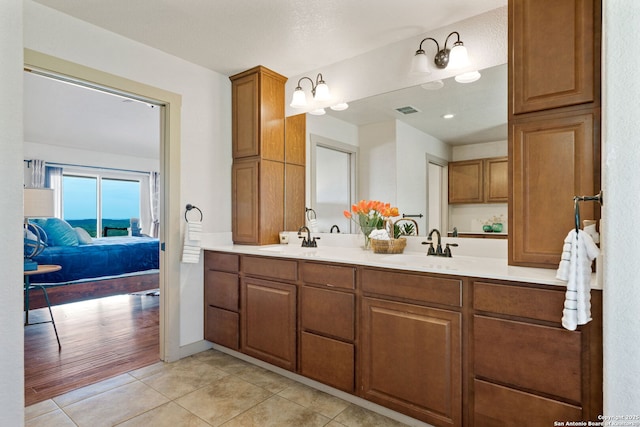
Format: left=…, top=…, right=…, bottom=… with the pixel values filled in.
left=181, top=220, right=202, bottom=263
left=556, top=229, right=600, bottom=331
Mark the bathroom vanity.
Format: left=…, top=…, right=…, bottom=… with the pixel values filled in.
left=202, top=244, right=602, bottom=427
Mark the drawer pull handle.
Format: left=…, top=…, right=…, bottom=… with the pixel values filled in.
left=326, top=283, right=334, bottom=287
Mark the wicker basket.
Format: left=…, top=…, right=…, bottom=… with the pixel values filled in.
left=370, top=237, right=407, bottom=254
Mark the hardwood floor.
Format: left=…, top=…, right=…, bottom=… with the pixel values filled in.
left=24, top=293, right=159, bottom=406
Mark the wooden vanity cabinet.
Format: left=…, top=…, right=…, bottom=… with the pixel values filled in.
left=204, top=252, right=240, bottom=350
left=449, top=157, right=507, bottom=204
left=299, top=262, right=356, bottom=392
left=360, top=268, right=462, bottom=427
left=471, top=280, right=603, bottom=425
left=241, top=256, right=298, bottom=371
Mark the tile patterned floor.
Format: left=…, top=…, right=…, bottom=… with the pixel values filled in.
left=25, top=349, right=412, bottom=427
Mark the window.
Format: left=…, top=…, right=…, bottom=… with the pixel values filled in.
left=63, top=173, right=141, bottom=237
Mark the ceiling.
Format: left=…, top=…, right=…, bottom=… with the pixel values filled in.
left=25, top=0, right=508, bottom=153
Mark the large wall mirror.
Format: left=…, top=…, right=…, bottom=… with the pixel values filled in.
left=308, top=63, right=507, bottom=236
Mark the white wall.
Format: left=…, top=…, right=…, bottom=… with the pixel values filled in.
left=359, top=121, right=397, bottom=203
left=602, top=0, right=640, bottom=414
left=23, top=0, right=232, bottom=349
left=0, top=1, right=26, bottom=424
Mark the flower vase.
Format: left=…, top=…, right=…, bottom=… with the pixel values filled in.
left=361, top=226, right=375, bottom=250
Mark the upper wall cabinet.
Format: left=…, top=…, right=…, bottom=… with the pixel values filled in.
left=231, top=66, right=287, bottom=160
left=509, top=0, right=600, bottom=115
left=449, top=157, right=508, bottom=204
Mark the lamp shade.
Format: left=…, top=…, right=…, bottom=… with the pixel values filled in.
left=455, top=70, right=481, bottom=84
left=448, top=43, right=469, bottom=69
left=314, top=81, right=330, bottom=101
left=24, top=188, right=54, bottom=218
left=410, top=51, right=431, bottom=74
left=290, top=88, right=308, bottom=108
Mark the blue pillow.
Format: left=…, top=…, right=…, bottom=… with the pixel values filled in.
left=41, top=218, right=79, bottom=246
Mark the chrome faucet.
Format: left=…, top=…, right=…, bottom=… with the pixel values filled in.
left=330, top=225, right=340, bottom=233
left=298, top=226, right=320, bottom=247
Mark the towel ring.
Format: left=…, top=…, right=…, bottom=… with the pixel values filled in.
left=573, top=191, right=603, bottom=234
left=306, top=207, right=317, bottom=221
left=185, top=204, right=203, bottom=222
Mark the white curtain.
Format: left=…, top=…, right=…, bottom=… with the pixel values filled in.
left=30, top=159, right=46, bottom=188
left=149, top=171, right=160, bottom=237
left=45, top=166, right=63, bottom=218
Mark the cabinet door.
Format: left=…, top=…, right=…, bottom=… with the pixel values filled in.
left=232, top=158, right=259, bottom=244
left=361, top=297, right=461, bottom=427
left=448, top=159, right=483, bottom=204
left=205, top=306, right=240, bottom=350
left=510, top=110, right=597, bottom=267
left=484, top=157, right=508, bottom=203
left=510, top=0, right=598, bottom=114
left=231, top=71, right=259, bottom=158
left=300, top=332, right=354, bottom=393
left=241, top=277, right=297, bottom=371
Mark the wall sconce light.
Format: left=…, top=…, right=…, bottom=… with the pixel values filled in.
left=410, top=31, right=471, bottom=74
left=290, top=73, right=349, bottom=111
left=290, top=73, right=331, bottom=108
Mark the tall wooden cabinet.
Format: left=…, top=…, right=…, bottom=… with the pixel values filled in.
left=230, top=66, right=305, bottom=245
left=508, top=0, right=601, bottom=267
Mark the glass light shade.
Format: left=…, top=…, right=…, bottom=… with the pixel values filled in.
left=24, top=188, right=55, bottom=218
left=330, top=102, right=349, bottom=111
left=410, top=51, right=431, bottom=74
left=455, top=70, right=481, bottom=84
left=448, top=43, right=469, bottom=69
left=309, top=108, right=326, bottom=116
left=313, top=82, right=330, bottom=101
left=290, top=88, right=307, bottom=108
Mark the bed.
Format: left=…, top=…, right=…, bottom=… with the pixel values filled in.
left=27, top=218, right=160, bottom=309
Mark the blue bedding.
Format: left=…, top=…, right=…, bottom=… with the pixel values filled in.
left=31, top=236, right=160, bottom=284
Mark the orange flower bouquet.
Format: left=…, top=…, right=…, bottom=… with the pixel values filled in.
left=343, top=200, right=399, bottom=249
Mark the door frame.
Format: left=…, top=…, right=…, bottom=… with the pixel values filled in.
left=23, top=49, right=182, bottom=362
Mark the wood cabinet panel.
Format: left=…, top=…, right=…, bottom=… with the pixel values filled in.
left=285, top=114, right=306, bottom=166
left=242, top=255, right=297, bottom=282
left=484, top=157, right=508, bottom=202
left=301, top=262, right=356, bottom=290
left=204, top=271, right=239, bottom=312
left=510, top=0, right=598, bottom=114
left=473, top=281, right=564, bottom=323
left=285, top=163, right=305, bottom=232
left=448, top=159, right=483, bottom=204
left=242, top=277, right=297, bottom=370
left=474, top=315, right=582, bottom=403
left=231, top=66, right=287, bottom=160
left=232, top=158, right=260, bottom=244
left=473, top=379, right=582, bottom=426
left=510, top=111, right=597, bottom=267
left=362, top=268, right=462, bottom=307
left=301, top=286, right=354, bottom=341
left=204, top=251, right=239, bottom=273
left=205, top=306, right=240, bottom=350
left=361, top=297, right=461, bottom=427
left=300, top=332, right=354, bottom=393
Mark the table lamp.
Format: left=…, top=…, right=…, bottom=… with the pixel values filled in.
left=24, top=187, right=54, bottom=271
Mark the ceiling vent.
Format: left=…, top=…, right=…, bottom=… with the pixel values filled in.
left=395, top=105, right=420, bottom=115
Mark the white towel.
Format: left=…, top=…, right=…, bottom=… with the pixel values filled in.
left=181, top=220, right=202, bottom=263
left=556, top=229, right=600, bottom=330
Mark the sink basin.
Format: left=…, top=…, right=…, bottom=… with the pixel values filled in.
left=377, top=254, right=479, bottom=270
left=258, top=246, right=318, bottom=256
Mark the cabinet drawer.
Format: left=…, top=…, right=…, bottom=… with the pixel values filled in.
left=473, top=281, right=564, bottom=322
left=300, top=332, right=354, bottom=393
left=205, top=306, right=239, bottom=350
left=204, top=271, right=239, bottom=311
left=301, top=262, right=355, bottom=290
left=301, top=286, right=354, bottom=341
left=362, top=268, right=462, bottom=307
left=474, top=315, right=582, bottom=403
left=204, top=251, right=239, bottom=273
left=242, top=255, right=297, bottom=282
left=474, top=379, right=582, bottom=426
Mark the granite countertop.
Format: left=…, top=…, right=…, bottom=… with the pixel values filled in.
left=201, top=243, right=601, bottom=290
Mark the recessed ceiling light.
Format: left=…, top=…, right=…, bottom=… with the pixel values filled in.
left=309, top=108, right=326, bottom=116
left=421, top=80, right=444, bottom=90
left=442, top=113, right=455, bottom=119
left=455, top=70, right=481, bottom=84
